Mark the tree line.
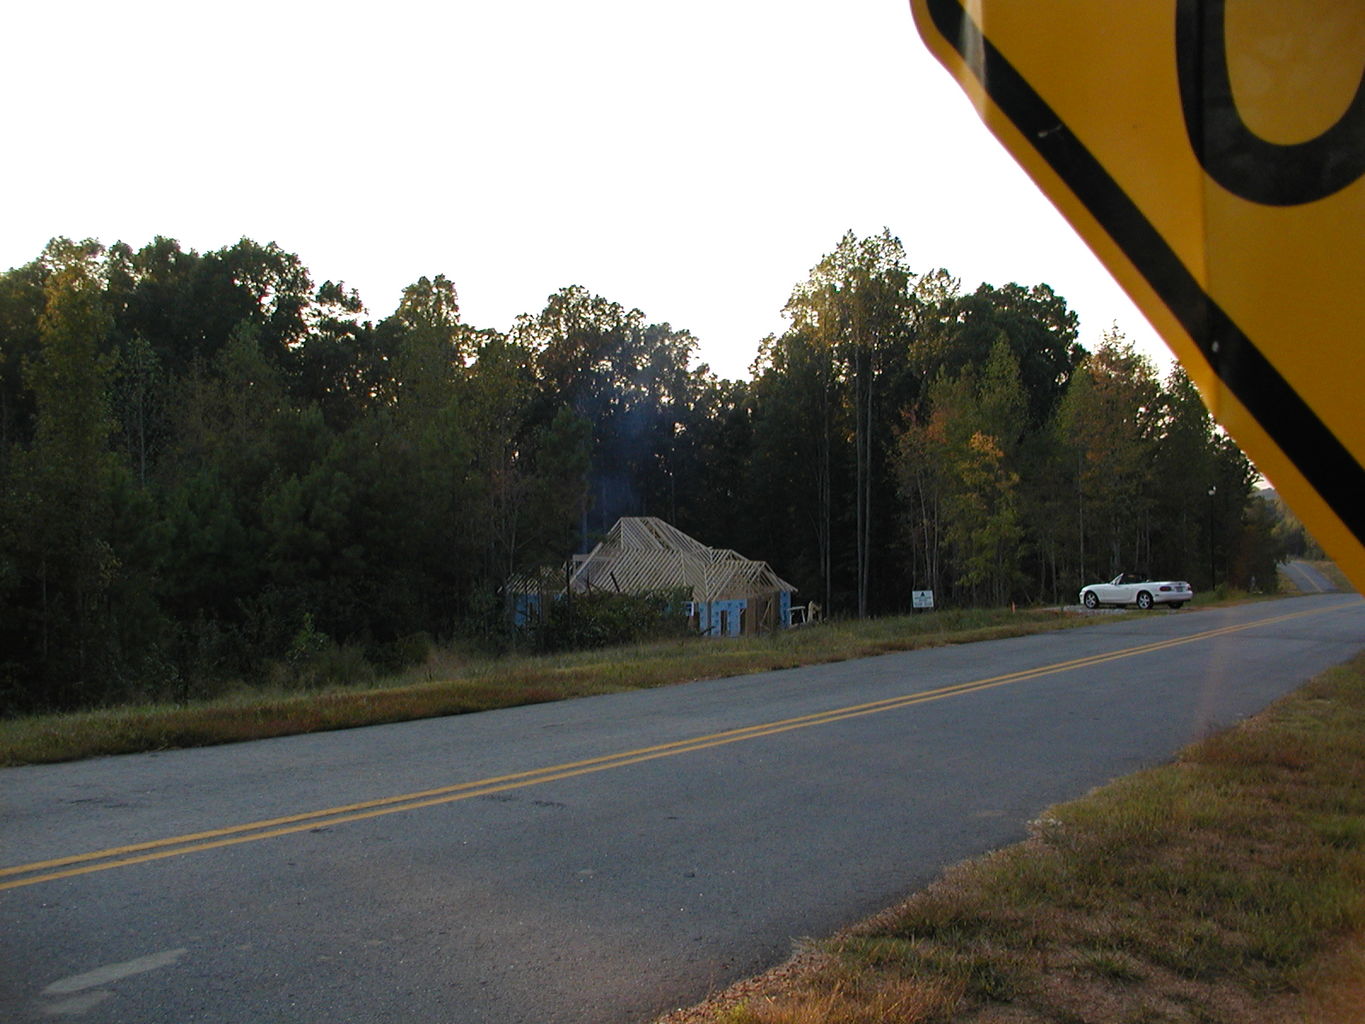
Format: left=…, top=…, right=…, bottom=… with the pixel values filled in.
left=0, top=231, right=1292, bottom=713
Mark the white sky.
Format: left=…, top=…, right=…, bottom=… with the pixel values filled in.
left=3, top=0, right=1172, bottom=381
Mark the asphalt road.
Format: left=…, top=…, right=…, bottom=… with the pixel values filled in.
left=1281, top=558, right=1339, bottom=594
left=4, top=593, right=1363, bottom=1023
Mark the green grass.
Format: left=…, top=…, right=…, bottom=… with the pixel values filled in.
left=0, top=606, right=1092, bottom=766
left=671, top=651, right=1365, bottom=1024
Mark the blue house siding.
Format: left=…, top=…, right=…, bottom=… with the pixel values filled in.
left=696, top=600, right=743, bottom=637
left=696, top=595, right=794, bottom=637
left=697, top=602, right=719, bottom=637
left=719, top=599, right=747, bottom=637
left=512, top=593, right=541, bottom=628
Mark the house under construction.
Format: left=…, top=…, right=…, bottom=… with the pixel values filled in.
left=511, top=517, right=797, bottom=636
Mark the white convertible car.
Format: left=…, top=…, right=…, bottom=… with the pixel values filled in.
left=1079, top=573, right=1193, bottom=610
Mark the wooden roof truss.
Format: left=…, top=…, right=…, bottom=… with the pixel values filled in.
left=570, top=517, right=795, bottom=603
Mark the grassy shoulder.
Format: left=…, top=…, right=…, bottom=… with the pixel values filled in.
left=658, top=652, right=1365, bottom=1024
left=0, top=606, right=1095, bottom=767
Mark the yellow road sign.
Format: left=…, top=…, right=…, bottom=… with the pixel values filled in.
left=910, top=0, right=1365, bottom=589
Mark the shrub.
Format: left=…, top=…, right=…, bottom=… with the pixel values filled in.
left=532, top=588, right=690, bottom=652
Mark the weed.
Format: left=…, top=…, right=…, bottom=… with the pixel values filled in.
left=1078, top=947, right=1147, bottom=983
left=718, top=976, right=961, bottom=1024
left=1312, top=813, right=1365, bottom=849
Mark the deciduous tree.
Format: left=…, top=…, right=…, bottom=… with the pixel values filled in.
left=786, top=230, right=919, bottom=617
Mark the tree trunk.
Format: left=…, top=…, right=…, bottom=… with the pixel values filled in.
left=853, top=346, right=872, bottom=619
left=818, top=359, right=833, bottom=612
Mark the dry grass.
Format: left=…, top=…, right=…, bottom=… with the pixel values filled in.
left=0, top=606, right=1090, bottom=766
left=1310, top=561, right=1357, bottom=593
left=656, top=652, right=1365, bottom=1024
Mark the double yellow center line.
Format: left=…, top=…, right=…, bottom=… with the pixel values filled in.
left=0, top=604, right=1341, bottom=892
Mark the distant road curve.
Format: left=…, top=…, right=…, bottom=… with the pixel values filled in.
left=1282, top=559, right=1339, bottom=594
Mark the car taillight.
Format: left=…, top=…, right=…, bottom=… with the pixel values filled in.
left=1160, top=585, right=1171, bottom=591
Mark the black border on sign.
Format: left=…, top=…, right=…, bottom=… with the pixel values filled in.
left=923, top=0, right=1365, bottom=548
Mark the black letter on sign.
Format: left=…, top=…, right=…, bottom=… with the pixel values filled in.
left=1176, top=0, right=1365, bottom=206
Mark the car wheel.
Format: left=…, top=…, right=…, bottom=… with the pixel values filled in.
left=1168, top=602, right=1185, bottom=610
left=1083, top=591, right=1099, bottom=609
left=1136, top=591, right=1154, bottom=610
